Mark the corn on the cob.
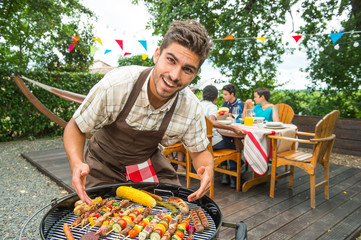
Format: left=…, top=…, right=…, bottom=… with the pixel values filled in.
left=116, top=186, right=156, bottom=207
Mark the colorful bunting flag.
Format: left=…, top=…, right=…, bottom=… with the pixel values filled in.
left=223, top=35, right=234, bottom=40
left=329, top=32, right=344, bottom=44
left=104, top=49, right=112, bottom=54
left=138, top=40, right=147, bottom=51
left=142, top=54, right=148, bottom=60
left=115, top=40, right=123, bottom=50
left=90, top=46, right=98, bottom=56
left=92, top=38, right=103, bottom=46
left=69, top=44, right=74, bottom=53
left=124, top=52, right=132, bottom=57
left=72, top=36, right=80, bottom=45
left=255, top=37, right=267, bottom=43
left=292, top=35, right=302, bottom=43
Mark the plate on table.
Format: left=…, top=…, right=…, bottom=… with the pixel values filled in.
left=218, top=119, right=233, bottom=125
left=264, top=122, right=285, bottom=129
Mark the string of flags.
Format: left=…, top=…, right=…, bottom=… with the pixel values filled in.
left=68, top=30, right=360, bottom=58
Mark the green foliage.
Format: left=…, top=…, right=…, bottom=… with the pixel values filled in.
left=134, top=0, right=290, bottom=99
left=299, top=0, right=360, bottom=93
left=0, top=70, right=103, bottom=142
left=118, top=55, right=154, bottom=67
left=0, top=0, right=96, bottom=73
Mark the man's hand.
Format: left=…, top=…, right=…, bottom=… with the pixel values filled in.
left=187, top=166, right=212, bottom=202
left=72, top=162, right=92, bottom=206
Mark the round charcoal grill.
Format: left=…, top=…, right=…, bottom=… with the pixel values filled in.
left=21, top=182, right=247, bottom=240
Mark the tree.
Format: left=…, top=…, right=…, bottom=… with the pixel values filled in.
left=299, top=0, right=361, bottom=118
left=133, top=0, right=360, bottom=118
left=133, top=0, right=294, bottom=100
left=0, top=0, right=96, bottom=73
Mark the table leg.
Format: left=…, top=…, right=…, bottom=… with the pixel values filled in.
left=242, top=171, right=271, bottom=192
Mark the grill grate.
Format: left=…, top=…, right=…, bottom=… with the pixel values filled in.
left=44, top=196, right=217, bottom=240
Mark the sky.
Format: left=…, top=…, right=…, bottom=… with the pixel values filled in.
left=80, top=0, right=312, bottom=90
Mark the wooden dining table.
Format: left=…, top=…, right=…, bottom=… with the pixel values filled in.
left=216, top=122, right=298, bottom=192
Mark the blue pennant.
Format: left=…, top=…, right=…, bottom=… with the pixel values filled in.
left=329, top=32, right=344, bottom=44
left=138, top=40, right=147, bottom=51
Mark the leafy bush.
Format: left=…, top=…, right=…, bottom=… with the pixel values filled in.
left=0, top=70, right=103, bottom=142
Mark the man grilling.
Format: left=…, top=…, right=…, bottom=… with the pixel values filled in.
left=63, top=19, right=214, bottom=206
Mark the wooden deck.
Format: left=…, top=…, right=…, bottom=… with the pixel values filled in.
left=22, top=148, right=361, bottom=240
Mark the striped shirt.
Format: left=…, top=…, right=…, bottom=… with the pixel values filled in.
left=73, top=65, right=209, bottom=152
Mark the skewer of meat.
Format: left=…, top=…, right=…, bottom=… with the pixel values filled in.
left=138, top=211, right=164, bottom=240
left=160, top=215, right=182, bottom=240
left=118, top=206, right=152, bottom=237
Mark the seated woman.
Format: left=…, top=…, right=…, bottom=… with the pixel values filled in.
left=201, top=85, right=244, bottom=188
left=242, top=88, right=280, bottom=122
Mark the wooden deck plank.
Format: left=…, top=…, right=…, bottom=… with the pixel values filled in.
left=21, top=147, right=361, bottom=240
left=292, top=191, right=361, bottom=240
left=265, top=172, right=361, bottom=240
left=248, top=170, right=361, bottom=239
left=217, top=166, right=357, bottom=239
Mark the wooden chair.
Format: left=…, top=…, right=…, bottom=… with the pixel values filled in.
left=162, top=142, right=187, bottom=174
left=275, top=103, right=295, bottom=124
left=268, top=110, right=340, bottom=208
left=186, top=117, right=242, bottom=198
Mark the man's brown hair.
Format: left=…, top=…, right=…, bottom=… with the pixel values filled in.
left=160, top=19, right=213, bottom=68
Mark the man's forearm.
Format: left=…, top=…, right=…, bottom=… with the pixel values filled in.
left=189, top=149, right=214, bottom=173
left=63, top=118, right=86, bottom=171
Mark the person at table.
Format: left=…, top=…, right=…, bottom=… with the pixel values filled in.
left=200, top=85, right=244, bottom=188
left=222, top=84, right=245, bottom=122
left=242, top=88, right=280, bottom=122
left=63, top=19, right=214, bottom=205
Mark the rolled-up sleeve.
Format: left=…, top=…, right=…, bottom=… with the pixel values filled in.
left=73, top=82, right=110, bottom=133
left=181, top=105, right=209, bottom=153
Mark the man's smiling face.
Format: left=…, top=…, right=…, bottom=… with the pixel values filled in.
left=149, top=42, right=200, bottom=102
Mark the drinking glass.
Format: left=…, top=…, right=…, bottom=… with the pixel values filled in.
left=232, top=107, right=240, bottom=121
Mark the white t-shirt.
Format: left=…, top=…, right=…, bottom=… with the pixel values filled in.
left=200, top=100, right=223, bottom=146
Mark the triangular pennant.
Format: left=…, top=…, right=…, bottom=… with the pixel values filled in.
left=72, top=36, right=80, bottom=45
left=138, top=40, right=147, bottom=51
left=329, top=32, right=345, bottom=44
left=92, top=38, right=103, bottom=46
left=104, top=49, right=112, bottom=54
left=255, top=37, right=267, bottom=43
left=115, top=40, right=123, bottom=50
left=69, top=44, right=75, bottom=53
left=124, top=52, right=132, bottom=57
left=142, top=54, right=148, bottom=60
left=90, top=46, right=98, bottom=57
left=223, top=35, right=234, bottom=40
left=292, top=35, right=302, bottom=43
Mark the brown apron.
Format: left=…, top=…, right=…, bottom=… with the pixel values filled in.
left=84, top=68, right=180, bottom=188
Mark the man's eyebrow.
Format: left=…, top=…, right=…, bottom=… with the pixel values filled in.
left=166, top=52, right=198, bottom=71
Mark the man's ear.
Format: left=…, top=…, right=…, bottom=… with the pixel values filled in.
left=153, top=47, right=160, bottom=64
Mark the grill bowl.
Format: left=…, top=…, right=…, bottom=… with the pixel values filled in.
left=40, top=182, right=223, bottom=239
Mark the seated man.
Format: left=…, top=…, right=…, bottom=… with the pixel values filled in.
left=243, top=88, right=280, bottom=122
left=201, top=85, right=244, bottom=188
left=222, top=84, right=244, bottom=122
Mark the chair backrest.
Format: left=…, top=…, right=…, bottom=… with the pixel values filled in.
left=204, top=116, right=214, bottom=155
left=275, top=103, right=295, bottom=124
left=313, top=110, right=340, bottom=164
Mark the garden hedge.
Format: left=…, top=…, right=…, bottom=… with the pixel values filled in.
left=0, top=70, right=103, bottom=142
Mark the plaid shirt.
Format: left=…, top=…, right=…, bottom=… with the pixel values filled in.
left=73, top=65, right=208, bottom=153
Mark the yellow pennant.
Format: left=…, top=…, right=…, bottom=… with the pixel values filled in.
left=142, top=54, right=148, bottom=60
left=255, top=37, right=267, bottom=43
left=92, top=38, right=103, bottom=46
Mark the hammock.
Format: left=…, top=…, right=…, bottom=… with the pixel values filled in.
left=13, top=75, right=87, bottom=131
